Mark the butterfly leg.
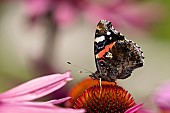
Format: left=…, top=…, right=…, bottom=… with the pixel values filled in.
left=99, top=78, right=102, bottom=98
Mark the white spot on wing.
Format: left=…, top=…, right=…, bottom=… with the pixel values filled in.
left=111, top=27, right=118, bottom=34
left=95, top=36, right=105, bottom=43
left=106, top=52, right=112, bottom=58
left=113, top=29, right=118, bottom=34
left=96, top=54, right=99, bottom=58
left=107, top=31, right=111, bottom=35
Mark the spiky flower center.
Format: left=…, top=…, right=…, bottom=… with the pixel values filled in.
left=73, top=84, right=136, bottom=113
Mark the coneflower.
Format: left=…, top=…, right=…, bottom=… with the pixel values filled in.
left=68, top=78, right=142, bottom=113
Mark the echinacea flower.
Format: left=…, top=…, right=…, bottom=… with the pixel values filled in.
left=23, top=0, right=88, bottom=26
left=84, top=0, right=162, bottom=29
left=67, top=78, right=142, bottom=113
left=23, top=0, right=162, bottom=29
left=0, top=71, right=85, bottom=113
left=153, top=81, right=170, bottom=113
left=136, top=108, right=154, bottom=113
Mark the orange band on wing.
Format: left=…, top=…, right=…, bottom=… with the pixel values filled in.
left=96, top=43, right=115, bottom=59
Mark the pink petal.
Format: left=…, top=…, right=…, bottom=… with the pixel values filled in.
left=125, top=103, right=143, bottom=113
left=153, top=81, right=170, bottom=110
left=137, top=108, right=154, bottom=113
left=45, top=97, right=71, bottom=104
left=0, top=101, right=85, bottom=113
left=0, top=71, right=72, bottom=102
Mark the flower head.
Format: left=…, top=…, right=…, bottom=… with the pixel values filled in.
left=66, top=78, right=115, bottom=107
left=0, top=71, right=85, bottom=113
left=68, top=78, right=142, bottom=113
left=74, top=84, right=135, bottom=112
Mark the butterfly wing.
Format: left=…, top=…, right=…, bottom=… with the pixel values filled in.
left=92, top=20, right=144, bottom=82
left=94, top=20, right=124, bottom=73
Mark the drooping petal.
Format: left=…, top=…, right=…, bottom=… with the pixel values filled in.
left=153, top=81, right=170, bottom=110
left=125, top=103, right=143, bottom=113
left=45, top=97, right=71, bottom=105
left=0, top=71, right=72, bottom=102
left=0, top=101, right=85, bottom=113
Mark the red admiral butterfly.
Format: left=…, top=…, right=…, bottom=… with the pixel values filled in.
left=89, top=20, right=144, bottom=82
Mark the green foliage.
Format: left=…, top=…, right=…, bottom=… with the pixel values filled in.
left=151, top=0, right=170, bottom=42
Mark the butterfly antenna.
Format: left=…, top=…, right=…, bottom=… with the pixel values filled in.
left=67, top=62, right=93, bottom=74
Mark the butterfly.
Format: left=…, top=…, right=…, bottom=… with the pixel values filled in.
left=89, top=20, right=144, bottom=82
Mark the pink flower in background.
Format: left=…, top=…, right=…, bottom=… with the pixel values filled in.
left=0, top=71, right=85, bottom=113
left=84, top=0, right=161, bottom=29
left=24, top=0, right=88, bottom=26
left=24, top=0, right=50, bottom=20
left=137, top=108, right=154, bottom=113
left=24, top=0, right=162, bottom=29
left=153, top=81, right=170, bottom=112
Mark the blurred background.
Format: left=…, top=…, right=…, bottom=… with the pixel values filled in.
left=0, top=0, right=170, bottom=112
